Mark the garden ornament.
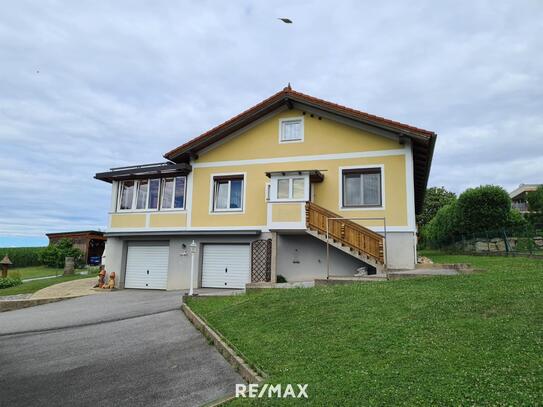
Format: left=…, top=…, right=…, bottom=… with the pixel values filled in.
left=102, top=271, right=116, bottom=289
left=1, top=255, right=12, bottom=278
left=95, top=267, right=106, bottom=288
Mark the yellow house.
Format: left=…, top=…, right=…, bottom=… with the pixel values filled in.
left=95, top=86, right=436, bottom=290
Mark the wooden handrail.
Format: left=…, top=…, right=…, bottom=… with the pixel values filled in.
left=305, top=202, right=384, bottom=264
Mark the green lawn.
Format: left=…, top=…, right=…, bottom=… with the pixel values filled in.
left=1, top=269, right=99, bottom=296
left=8, top=266, right=64, bottom=279
left=186, top=254, right=542, bottom=406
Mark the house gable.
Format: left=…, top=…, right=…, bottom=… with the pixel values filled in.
left=197, top=108, right=402, bottom=163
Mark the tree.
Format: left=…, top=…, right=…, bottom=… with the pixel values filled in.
left=39, top=238, right=84, bottom=268
left=526, top=185, right=543, bottom=225
left=421, top=201, right=460, bottom=247
left=456, top=185, right=512, bottom=235
left=417, top=186, right=456, bottom=228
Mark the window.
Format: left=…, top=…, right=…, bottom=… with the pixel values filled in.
left=148, top=179, right=160, bottom=209
left=135, top=180, right=148, bottom=209
left=119, top=181, right=135, bottom=210
left=117, top=176, right=185, bottom=211
left=272, top=176, right=307, bottom=201
left=342, top=168, right=382, bottom=207
left=213, top=175, right=244, bottom=211
left=161, top=176, right=186, bottom=210
left=279, top=118, right=303, bottom=142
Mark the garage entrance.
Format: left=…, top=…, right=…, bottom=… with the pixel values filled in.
left=125, top=243, right=169, bottom=289
left=201, top=244, right=250, bottom=289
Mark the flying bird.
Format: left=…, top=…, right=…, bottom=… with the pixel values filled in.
left=278, top=18, right=293, bottom=24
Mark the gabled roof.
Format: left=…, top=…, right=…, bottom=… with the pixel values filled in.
left=164, top=86, right=437, bottom=214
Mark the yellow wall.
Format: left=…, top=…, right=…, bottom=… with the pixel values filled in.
left=110, top=109, right=410, bottom=231
left=110, top=214, right=146, bottom=228
left=272, top=203, right=303, bottom=222
left=149, top=213, right=187, bottom=228
left=198, top=109, right=400, bottom=162
left=191, top=154, right=407, bottom=228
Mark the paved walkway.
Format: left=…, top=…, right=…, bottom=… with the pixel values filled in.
left=30, top=277, right=107, bottom=299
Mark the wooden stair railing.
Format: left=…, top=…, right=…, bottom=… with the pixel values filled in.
left=305, top=201, right=385, bottom=265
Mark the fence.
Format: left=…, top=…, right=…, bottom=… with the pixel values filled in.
left=428, top=226, right=543, bottom=256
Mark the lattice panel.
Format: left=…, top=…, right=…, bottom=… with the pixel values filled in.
left=251, top=239, right=272, bottom=282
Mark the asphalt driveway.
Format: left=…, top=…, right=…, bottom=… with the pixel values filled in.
left=0, top=290, right=243, bottom=407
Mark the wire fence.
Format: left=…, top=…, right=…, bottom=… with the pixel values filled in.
left=427, top=225, right=543, bottom=256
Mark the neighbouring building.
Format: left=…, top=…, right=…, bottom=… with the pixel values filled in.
left=95, top=86, right=436, bottom=290
left=509, top=184, right=541, bottom=214
left=46, top=231, right=106, bottom=265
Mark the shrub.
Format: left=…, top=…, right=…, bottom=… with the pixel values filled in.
left=421, top=202, right=460, bottom=248
left=417, top=186, right=457, bottom=228
left=0, top=247, right=44, bottom=268
left=276, top=275, right=287, bottom=283
left=0, top=276, right=23, bottom=289
left=456, top=185, right=512, bottom=235
left=39, top=239, right=84, bottom=268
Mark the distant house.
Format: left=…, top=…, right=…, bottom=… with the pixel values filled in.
left=509, top=184, right=541, bottom=214
left=46, top=231, right=106, bottom=265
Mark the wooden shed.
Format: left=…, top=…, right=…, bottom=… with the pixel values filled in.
left=46, top=230, right=106, bottom=265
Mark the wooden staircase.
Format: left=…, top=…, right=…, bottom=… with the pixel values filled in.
left=305, top=202, right=386, bottom=273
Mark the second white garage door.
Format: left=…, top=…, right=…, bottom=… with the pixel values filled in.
left=125, top=244, right=169, bottom=290
left=202, top=244, right=251, bottom=289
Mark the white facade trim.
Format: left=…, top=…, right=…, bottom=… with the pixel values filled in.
left=192, top=148, right=406, bottom=169
left=105, top=225, right=416, bottom=233
left=186, top=165, right=194, bottom=227
left=337, top=164, right=386, bottom=211
left=404, top=141, right=417, bottom=231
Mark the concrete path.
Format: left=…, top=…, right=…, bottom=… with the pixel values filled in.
left=30, top=277, right=106, bottom=299
left=0, top=290, right=243, bottom=407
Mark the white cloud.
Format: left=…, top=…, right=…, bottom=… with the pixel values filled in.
left=0, top=0, right=542, bottom=242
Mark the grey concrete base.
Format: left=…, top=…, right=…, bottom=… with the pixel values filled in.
left=246, top=281, right=314, bottom=292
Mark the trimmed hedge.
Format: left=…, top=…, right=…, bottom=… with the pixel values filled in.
left=0, top=247, right=45, bottom=268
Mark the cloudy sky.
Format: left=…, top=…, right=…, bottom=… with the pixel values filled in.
left=1, top=0, right=542, bottom=246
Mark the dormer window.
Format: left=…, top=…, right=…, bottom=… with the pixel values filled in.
left=279, top=117, right=304, bottom=143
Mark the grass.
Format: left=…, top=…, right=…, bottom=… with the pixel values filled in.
left=186, top=254, right=543, bottom=406
left=0, top=268, right=99, bottom=296
left=8, top=265, right=64, bottom=279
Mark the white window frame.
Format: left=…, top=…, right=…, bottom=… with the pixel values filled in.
left=117, top=176, right=186, bottom=212
left=117, top=180, right=139, bottom=212
left=278, top=117, right=304, bottom=144
left=269, top=174, right=310, bottom=202
left=209, top=172, right=246, bottom=214
left=338, top=165, right=385, bottom=211
left=160, top=176, right=187, bottom=211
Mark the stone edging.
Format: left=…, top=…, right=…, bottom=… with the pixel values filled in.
left=181, top=302, right=265, bottom=386
left=0, top=295, right=84, bottom=312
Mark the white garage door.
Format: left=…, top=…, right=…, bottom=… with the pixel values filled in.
left=202, top=244, right=251, bottom=289
left=125, top=244, right=169, bottom=290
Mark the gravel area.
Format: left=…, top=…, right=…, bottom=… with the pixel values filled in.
left=0, top=293, right=33, bottom=301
